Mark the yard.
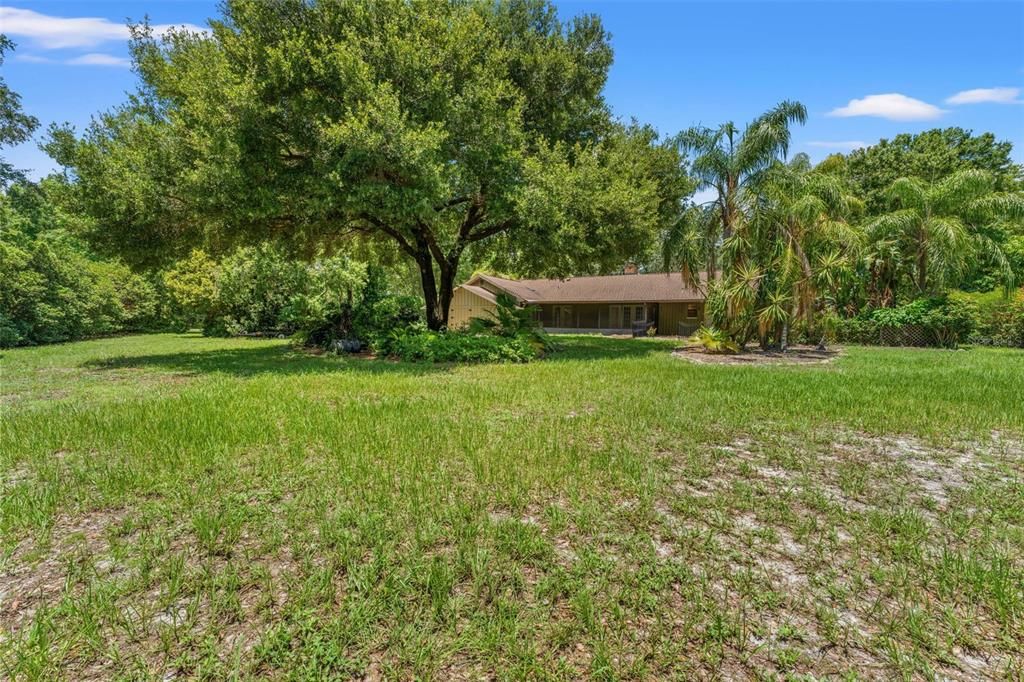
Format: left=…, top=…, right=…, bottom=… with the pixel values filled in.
left=1, top=334, right=1022, bottom=680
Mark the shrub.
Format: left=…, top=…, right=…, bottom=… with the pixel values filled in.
left=285, top=256, right=368, bottom=346
left=466, top=292, right=552, bottom=352
left=688, top=326, right=739, bottom=354
left=834, top=296, right=978, bottom=348
left=956, top=288, right=1024, bottom=347
left=0, top=235, right=167, bottom=347
left=162, top=249, right=219, bottom=330
left=384, top=328, right=539, bottom=363
left=833, top=316, right=880, bottom=345
left=351, top=266, right=422, bottom=349
left=991, top=289, right=1024, bottom=347
left=208, top=245, right=310, bottom=336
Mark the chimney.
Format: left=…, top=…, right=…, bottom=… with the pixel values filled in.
left=623, top=262, right=638, bottom=275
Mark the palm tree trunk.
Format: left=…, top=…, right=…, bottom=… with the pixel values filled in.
left=917, top=247, right=928, bottom=293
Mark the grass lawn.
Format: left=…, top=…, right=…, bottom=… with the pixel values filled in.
left=1, top=333, right=1023, bottom=680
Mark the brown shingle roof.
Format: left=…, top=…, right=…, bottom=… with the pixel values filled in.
left=468, top=272, right=705, bottom=304
left=460, top=284, right=498, bottom=304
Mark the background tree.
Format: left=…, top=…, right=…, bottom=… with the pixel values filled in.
left=866, top=170, right=1022, bottom=302
left=0, top=36, right=40, bottom=187
left=846, top=128, right=1023, bottom=215
left=50, top=0, right=689, bottom=330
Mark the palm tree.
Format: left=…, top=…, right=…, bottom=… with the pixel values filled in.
left=668, top=100, right=807, bottom=283
left=755, top=154, right=864, bottom=346
left=867, top=170, right=1022, bottom=300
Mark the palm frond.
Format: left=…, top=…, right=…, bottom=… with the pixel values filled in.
left=930, top=169, right=994, bottom=213
left=886, top=177, right=927, bottom=210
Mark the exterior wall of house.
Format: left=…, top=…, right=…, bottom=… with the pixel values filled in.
left=539, top=303, right=661, bottom=333
left=538, top=303, right=611, bottom=329
left=448, top=287, right=497, bottom=329
left=659, top=302, right=704, bottom=336
left=451, top=286, right=706, bottom=335
left=537, top=301, right=704, bottom=336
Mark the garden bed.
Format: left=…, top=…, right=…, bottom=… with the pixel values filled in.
left=673, top=344, right=842, bottom=365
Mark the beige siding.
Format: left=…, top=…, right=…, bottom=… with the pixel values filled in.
left=448, top=287, right=497, bottom=329
left=659, top=302, right=704, bottom=336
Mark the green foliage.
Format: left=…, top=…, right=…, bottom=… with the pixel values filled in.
left=380, top=291, right=546, bottom=363
left=994, top=291, right=1024, bottom=347
left=160, top=248, right=418, bottom=347
left=282, top=256, right=368, bottom=346
left=162, top=249, right=218, bottom=329
left=670, top=100, right=808, bottom=282
left=384, top=328, right=539, bottom=363
left=958, top=288, right=1024, bottom=347
left=0, top=36, right=40, bottom=187
left=846, top=128, right=1023, bottom=215
left=467, top=292, right=551, bottom=351
left=52, top=0, right=689, bottom=329
left=866, top=170, right=1021, bottom=299
left=834, top=296, right=977, bottom=348
left=207, top=245, right=311, bottom=336
left=668, top=114, right=1023, bottom=346
left=688, top=326, right=739, bottom=354
left=0, top=178, right=169, bottom=347
left=0, top=236, right=165, bottom=347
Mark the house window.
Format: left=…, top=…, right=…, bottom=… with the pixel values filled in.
left=555, top=305, right=573, bottom=327
left=687, top=303, right=699, bottom=319
left=635, top=305, right=645, bottom=322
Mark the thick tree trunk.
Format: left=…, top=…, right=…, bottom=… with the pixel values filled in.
left=417, top=254, right=443, bottom=331
left=438, top=264, right=455, bottom=330
left=415, top=250, right=460, bottom=331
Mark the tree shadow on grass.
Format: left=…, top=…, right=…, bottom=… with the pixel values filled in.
left=79, top=335, right=673, bottom=378
left=81, top=344, right=448, bottom=378
left=545, top=335, right=677, bottom=362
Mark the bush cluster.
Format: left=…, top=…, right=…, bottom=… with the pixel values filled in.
left=161, top=247, right=423, bottom=347
left=1, top=236, right=171, bottom=347
left=960, top=289, right=1024, bottom=347
left=832, top=295, right=981, bottom=348
left=380, top=327, right=539, bottom=363
left=374, top=293, right=550, bottom=363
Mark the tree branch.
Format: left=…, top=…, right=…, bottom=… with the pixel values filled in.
left=464, top=218, right=514, bottom=243
left=435, top=196, right=472, bottom=212
left=358, top=213, right=417, bottom=257
left=415, top=220, right=447, bottom=267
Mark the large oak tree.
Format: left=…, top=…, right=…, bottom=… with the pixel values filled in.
left=50, top=0, right=689, bottom=329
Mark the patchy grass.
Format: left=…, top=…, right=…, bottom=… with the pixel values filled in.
left=1, top=334, right=1022, bottom=680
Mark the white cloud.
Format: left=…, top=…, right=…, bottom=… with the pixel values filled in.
left=945, top=87, right=1021, bottom=105
left=13, top=53, right=56, bottom=64
left=12, top=52, right=130, bottom=68
left=0, top=7, right=205, bottom=49
left=827, top=93, right=945, bottom=121
left=807, top=141, right=867, bottom=150
left=67, top=53, right=131, bottom=68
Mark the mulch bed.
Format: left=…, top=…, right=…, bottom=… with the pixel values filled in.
left=673, top=344, right=842, bottom=365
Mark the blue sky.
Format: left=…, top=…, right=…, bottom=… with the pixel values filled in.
left=2, top=0, right=1023, bottom=180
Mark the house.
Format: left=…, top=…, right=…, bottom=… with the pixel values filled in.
left=449, top=271, right=707, bottom=336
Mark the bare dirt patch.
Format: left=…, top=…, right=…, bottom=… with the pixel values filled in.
left=1, top=508, right=131, bottom=634
left=648, top=429, right=1024, bottom=680
left=673, top=344, right=842, bottom=365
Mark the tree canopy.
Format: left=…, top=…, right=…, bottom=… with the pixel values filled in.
left=0, top=36, right=41, bottom=187
left=50, top=0, right=690, bottom=329
left=845, top=128, right=1023, bottom=214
